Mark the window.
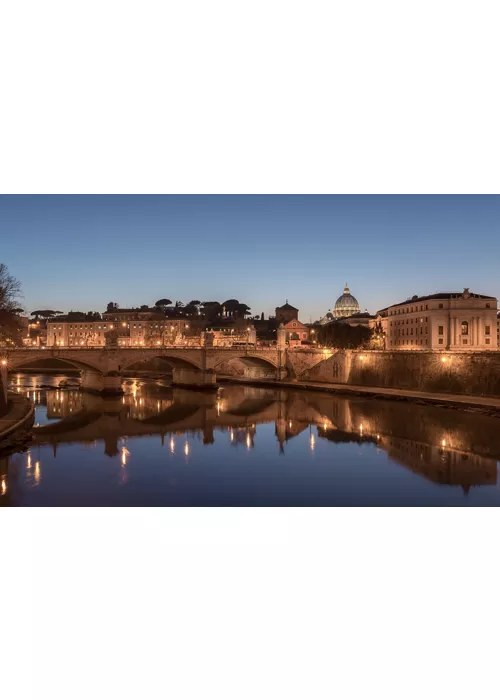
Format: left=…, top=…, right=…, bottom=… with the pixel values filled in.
left=438, top=338, right=443, bottom=344
left=461, top=321, right=469, bottom=336
left=486, top=303, right=491, bottom=308
left=438, top=303, right=443, bottom=309
left=438, top=326, right=444, bottom=335
left=462, top=339, right=468, bottom=345
left=486, top=338, right=491, bottom=345
left=485, top=325, right=490, bottom=335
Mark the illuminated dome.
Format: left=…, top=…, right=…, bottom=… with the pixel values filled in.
left=333, top=284, right=360, bottom=319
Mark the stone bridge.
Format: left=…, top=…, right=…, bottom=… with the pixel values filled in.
left=1, top=346, right=335, bottom=393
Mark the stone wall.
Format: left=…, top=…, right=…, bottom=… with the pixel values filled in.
left=0, top=372, right=7, bottom=416
left=300, top=350, right=500, bottom=397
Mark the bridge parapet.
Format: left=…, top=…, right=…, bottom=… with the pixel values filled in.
left=1, top=345, right=336, bottom=389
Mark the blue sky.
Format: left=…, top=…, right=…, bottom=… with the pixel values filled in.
left=1, top=195, right=499, bottom=321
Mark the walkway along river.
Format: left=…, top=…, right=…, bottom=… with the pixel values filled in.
left=1, top=373, right=500, bottom=506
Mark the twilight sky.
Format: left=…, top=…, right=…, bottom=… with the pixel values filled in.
left=1, top=195, right=499, bottom=322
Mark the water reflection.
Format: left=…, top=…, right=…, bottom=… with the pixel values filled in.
left=2, top=374, right=500, bottom=506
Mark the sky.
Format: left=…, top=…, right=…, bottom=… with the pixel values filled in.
left=1, top=195, right=499, bottom=322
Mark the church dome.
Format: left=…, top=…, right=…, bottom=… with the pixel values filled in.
left=333, top=284, right=360, bottom=319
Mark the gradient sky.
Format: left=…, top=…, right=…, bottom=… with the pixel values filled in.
left=1, top=195, right=499, bottom=322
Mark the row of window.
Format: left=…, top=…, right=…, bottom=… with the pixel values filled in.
left=389, top=305, right=429, bottom=316
left=389, top=302, right=492, bottom=316
left=51, top=322, right=186, bottom=329
left=437, top=323, right=491, bottom=336
left=393, top=337, right=493, bottom=347
left=391, top=318, right=428, bottom=326
left=391, top=327, right=428, bottom=336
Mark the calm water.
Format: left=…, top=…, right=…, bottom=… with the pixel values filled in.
left=2, top=373, right=500, bottom=506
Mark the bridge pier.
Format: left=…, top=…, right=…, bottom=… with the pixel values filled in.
left=171, top=368, right=217, bottom=391
left=80, top=370, right=124, bottom=396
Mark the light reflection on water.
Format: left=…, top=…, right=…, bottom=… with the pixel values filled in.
left=1, top=374, right=500, bottom=506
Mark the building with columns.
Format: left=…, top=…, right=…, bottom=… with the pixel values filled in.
left=381, top=289, right=498, bottom=351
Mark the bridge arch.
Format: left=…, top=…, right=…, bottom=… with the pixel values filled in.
left=3, top=351, right=106, bottom=374
left=119, top=352, right=204, bottom=372
left=213, top=353, right=280, bottom=378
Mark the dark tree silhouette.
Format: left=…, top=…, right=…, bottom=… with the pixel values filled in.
left=317, top=321, right=371, bottom=349
left=30, top=310, right=61, bottom=320
left=155, top=298, right=172, bottom=308
left=0, top=263, right=24, bottom=346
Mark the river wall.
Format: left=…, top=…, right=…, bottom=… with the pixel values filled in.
left=300, top=350, right=500, bottom=397
left=0, top=377, right=7, bottom=415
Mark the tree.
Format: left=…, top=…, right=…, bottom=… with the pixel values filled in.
left=184, top=304, right=199, bottom=316
left=237, top=303, right=251, bottom=318
left=174, top=300, right=184, bottom=308
left=30, top=310, right=61, bottom=320
left=201, top=301, right=222, bottom=322
left=369, top=321, right=386, bottom=349
left=155, top=298, right=172, bottom=308
left=0, top=263, right=24, bottom=346
left=317, top=321, right=371, bottom=349
left=106, top=302, right=119, bottom=312
left=222, top=299, right=239, bottom=316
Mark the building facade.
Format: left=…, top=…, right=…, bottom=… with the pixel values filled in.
left=281, top=319, right=312, bottom=347
left=381, top=289, right=498, bottom=351
left=275, top=302, right=299, bottom=324
left=47, top=317, right=192, bottom=347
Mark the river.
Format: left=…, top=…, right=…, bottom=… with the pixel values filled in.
left=1, top=373, right=500, bottom=506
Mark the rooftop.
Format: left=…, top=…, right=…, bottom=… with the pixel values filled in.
left=389, top=290, right=496, bottom=308
left=340, top=312, right=375, bottom=319
left=276, top=302, right=298, bottom=311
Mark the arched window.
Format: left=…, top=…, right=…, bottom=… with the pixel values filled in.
left=461, top=321, right=469, bottom=336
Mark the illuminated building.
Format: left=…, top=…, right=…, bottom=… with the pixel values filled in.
left=46, top=317, right=192, bottom=347
left=381, top=288, right=499, bottom=351
left=281, top=319, right=312, bottom=347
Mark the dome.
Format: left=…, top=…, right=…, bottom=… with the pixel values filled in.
left=319, top=312, right=333, bottom=325
left=333, top=284, right=360, bottom=319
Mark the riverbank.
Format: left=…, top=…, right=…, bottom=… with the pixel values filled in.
left=218, top=376, right=500, bottom=415
left=0, top=393, right=35, bottom=450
